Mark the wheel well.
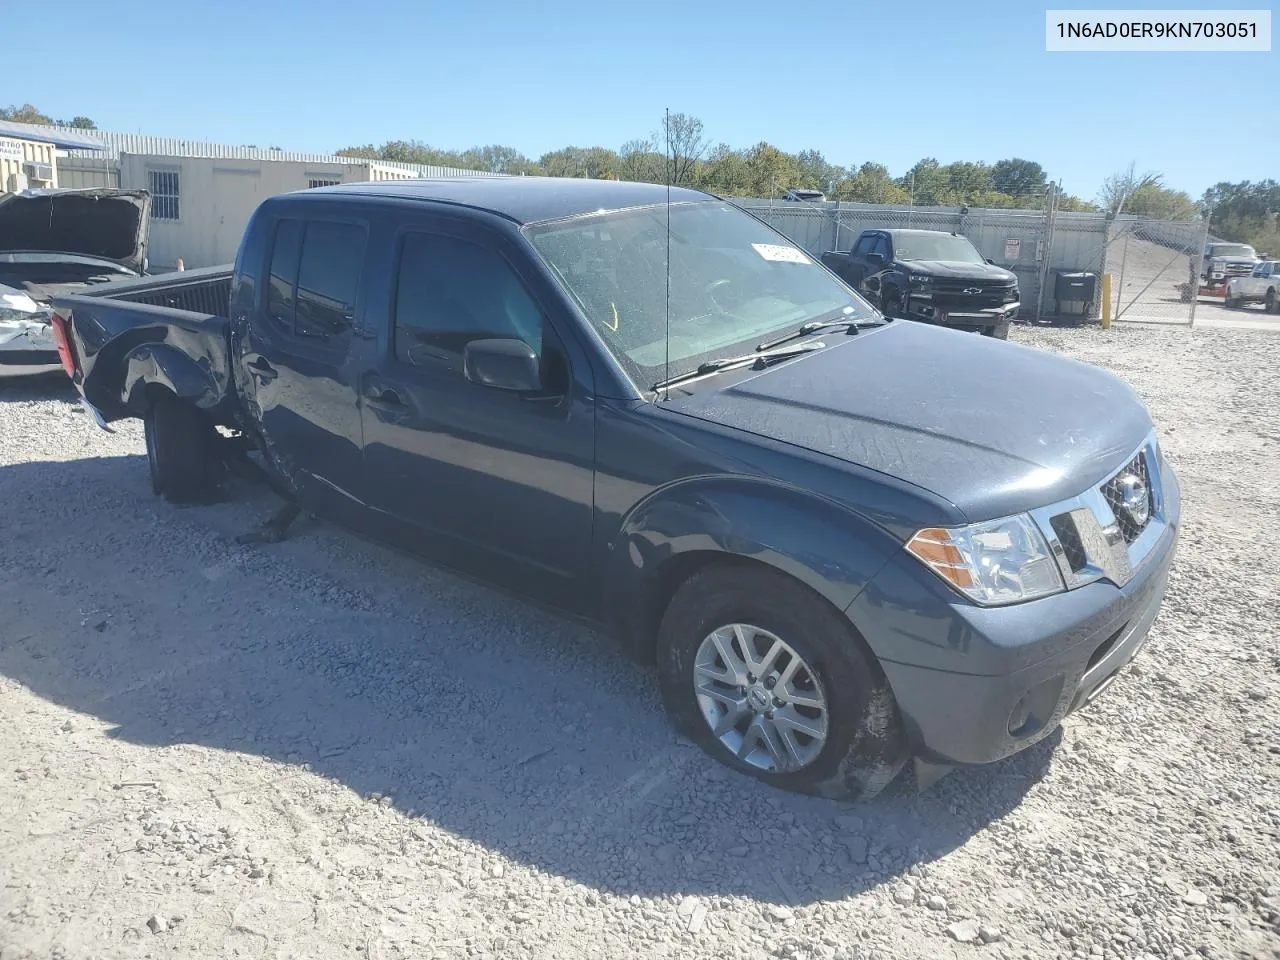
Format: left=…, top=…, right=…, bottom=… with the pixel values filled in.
left=634, top=552, right=884, bottom=680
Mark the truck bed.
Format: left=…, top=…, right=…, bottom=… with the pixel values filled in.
left=51, top=267, right=239, bottom=427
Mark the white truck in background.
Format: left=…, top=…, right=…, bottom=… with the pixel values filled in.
left=1225, top=260, right=1280, bottom=313
left=1195, top=241, right=1260, bottom=291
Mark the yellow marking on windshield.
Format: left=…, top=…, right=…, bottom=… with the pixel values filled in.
left=605, top=302, right=620, bottom=332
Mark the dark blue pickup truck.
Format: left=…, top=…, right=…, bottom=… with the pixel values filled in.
left=50, top=177, right=1180, bottom=799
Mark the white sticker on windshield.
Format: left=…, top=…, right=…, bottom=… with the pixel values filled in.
left=751, top=243, right=811, bottom=264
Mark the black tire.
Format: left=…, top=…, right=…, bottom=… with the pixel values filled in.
left=1225, top=293, right=1239, bottom=309
left=144, top=395, right=223, bottom=504
left=657, top=564, right=907, bottom=800
left=983, top=318, right=1011, bottom=340
left=880, top=287, right=902, bottom=320
left=1267, top=289, right=1278, bottom=314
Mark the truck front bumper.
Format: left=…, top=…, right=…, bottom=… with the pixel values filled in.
left=906, top=298, right=1020, bottom=328
left=850, top=464, right=1180, bottom=767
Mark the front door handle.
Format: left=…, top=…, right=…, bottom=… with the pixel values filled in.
left=247, top=357, right=278, bottom=382
left=363, top=384, right=406, bottom=412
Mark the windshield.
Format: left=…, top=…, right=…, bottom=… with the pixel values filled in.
left=1209, top=244, right=1256, bottom=259
left=524, top=200, right=878, bottom=387
left=893, top=233, right=985, bottom=264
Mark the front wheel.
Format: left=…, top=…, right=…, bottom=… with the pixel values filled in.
left=983, top=318, right=1011, bottom=340
left=657, top=565, right=906, bottom=800
left=1225, top=292, right=1239, bottom=309
left=880, top=288, right=903, bottom=320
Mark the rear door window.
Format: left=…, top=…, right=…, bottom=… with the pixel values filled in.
left=267, top=219, right=303, bottom=330
left=263, top=216, right=366, bottom=342
left=296, top=221, right=365, bottom=340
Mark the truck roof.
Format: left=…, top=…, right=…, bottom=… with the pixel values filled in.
left=309, top=176, right=714, bottom=226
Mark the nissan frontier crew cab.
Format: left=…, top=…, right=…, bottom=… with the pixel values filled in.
left=51, top=178, right=1179, bottom=799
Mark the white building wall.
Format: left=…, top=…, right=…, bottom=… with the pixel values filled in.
left=54, top=157, right=119, bottom=189
left=117, top=154, right=372, bottom=271
left=1, top=137, right=58, bottom=191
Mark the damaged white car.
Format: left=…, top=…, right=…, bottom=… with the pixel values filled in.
left=0, top=187, right=150, bottom=378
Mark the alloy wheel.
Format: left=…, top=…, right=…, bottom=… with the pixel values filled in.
left=692, top=623, right=829, bottom=773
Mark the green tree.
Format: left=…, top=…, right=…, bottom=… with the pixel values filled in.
left=741, top=142, right=799, bottom=197
left=695, top=143, right=750, bottom=195
left=1202, top=179, right=1280, bottom=253
left=795, top=149, right=845, bottom=194
left=0, top=103, right=54, bottom=124
left=897, top=158, right=947, bottom=205
left=836, top=163, right=909, bottom=204
left=538, top=146, right=619, bottom=179
left=657, top=113, right=707, bottom=185
left=991, top=158, right=1047, bottom=199
left=618, top=138, right=664, bottom=183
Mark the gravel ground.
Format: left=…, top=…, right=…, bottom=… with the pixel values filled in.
left=1, top=324, right=1278, bottom=960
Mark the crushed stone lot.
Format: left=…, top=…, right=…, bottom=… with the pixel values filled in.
left=1, top=323, right=1278, bottom=960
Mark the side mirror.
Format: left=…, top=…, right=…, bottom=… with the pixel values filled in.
left=866, top=252, right=885, bottom=267
left=986, top=257, right=996, bottom=265
left=463, top=338, right=541, bottom=392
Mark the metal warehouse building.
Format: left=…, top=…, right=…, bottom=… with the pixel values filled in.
left=1, top=120, right=495, bottom=272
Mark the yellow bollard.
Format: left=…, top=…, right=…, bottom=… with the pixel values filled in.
left=1101, top=273, right=1112, bottom=328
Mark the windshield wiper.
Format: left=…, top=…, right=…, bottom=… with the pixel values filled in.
left=653, top=341, right=826, bottom=393
left=755, top=312, right=882, bottom=351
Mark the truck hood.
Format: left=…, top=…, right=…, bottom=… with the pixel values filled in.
left=662, top=321, right=1153, bottom=522
left=898, top=260, right=1017, bottom=283
left=0, top=188, right=150, bottom=274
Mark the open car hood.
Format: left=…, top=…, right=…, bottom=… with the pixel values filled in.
left=0, top=188, right=150, bottom=274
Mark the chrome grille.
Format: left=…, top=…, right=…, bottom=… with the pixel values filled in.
left=1028, top=432, right=1169, bottom=593
left=1049, top=513, right=1087, bottom=571
left=1100, top=451, right=1152, bottom=544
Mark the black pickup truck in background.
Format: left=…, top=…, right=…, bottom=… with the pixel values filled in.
left=821, top=229, right=1020, bottom=339
left=48, top=177, right=1179, bottom=800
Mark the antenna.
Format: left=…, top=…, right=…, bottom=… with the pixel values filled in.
left=662, top=107, right=672, bottom=401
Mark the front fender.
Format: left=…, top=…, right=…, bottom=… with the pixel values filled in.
left=121, top=342, right=222, bottom=415
left=603, top=475, right=901, bottom=660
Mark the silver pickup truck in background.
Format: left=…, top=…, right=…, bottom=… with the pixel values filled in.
left=1194, top=241, right=1260, bottom=292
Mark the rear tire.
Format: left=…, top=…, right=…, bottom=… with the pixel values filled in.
left=657, top=565, right=907, bottom=801
left=144, top=395, right=223, bottom=504
left=1225, top=292, right=1239, bottom=309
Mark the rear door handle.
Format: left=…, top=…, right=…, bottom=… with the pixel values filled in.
left=247, top=357, right=278, bottom=381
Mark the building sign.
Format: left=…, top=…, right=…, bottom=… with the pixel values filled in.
left=1004, top=238, right=1022, bottom=260
left=0, top=139, right=24, bottom=162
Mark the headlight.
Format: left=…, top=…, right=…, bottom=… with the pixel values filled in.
left=0, top=290, right=45, bottom=323
left=906, top=514, right=1064, bottom=606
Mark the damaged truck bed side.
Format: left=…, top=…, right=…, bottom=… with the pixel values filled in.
left=51, top=179, right=1179, bottom=801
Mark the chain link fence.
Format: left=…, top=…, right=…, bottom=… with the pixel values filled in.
left=731, top=195, right=1211, bottom=327
left=1105, top=216, right=1211, bottom=326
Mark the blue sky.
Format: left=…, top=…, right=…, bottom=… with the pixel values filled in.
left=20, top=0, right=1276, bottom=201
